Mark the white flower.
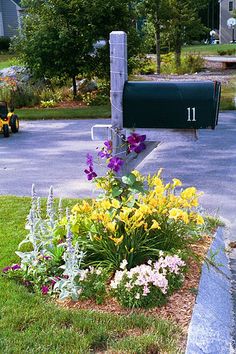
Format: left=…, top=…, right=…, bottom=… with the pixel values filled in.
left=135, top=293, right=140, bottom=300
left=120, top=259, right=128, bottom=270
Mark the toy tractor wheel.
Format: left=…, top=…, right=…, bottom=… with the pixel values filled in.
left=3, top=124, right=9, bottom=138
left=10, top=115, right=19, bottom=133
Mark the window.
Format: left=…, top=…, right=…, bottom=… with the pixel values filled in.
left=229, top=1, right=234, bottom=11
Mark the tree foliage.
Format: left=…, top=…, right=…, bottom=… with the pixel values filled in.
left=15, top=0, right=140, bottom=95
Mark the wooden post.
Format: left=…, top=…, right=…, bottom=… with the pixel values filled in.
left=110, top=31, right=128, bottom=163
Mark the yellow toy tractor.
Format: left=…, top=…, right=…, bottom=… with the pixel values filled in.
left=0, top=102, right=19, bottom=138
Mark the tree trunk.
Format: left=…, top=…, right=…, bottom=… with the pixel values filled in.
left=174, top=32, right=182, bottom=70
left=72, top=75, right=77, bottom=99
left=155, top=27, right=161, bottom=75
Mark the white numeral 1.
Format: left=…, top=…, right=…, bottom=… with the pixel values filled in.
left=187, top=107, right=196, bottom=122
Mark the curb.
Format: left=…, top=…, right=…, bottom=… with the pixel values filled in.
left=185, top=228, right=233, bottom=354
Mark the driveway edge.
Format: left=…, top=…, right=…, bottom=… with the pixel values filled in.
left=185, top=227, right=233, bottom=354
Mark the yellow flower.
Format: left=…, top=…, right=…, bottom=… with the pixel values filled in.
left=119, top=207, right=132, bottom=223
left=172, top=178, right=182, bottom=187
left=111, top=199, right=120, bottom=209
left=109, top=235, right=124, bottom=246
left=196, top=214, right=204, bottom=225
left=106, top=222, right=117, bottom=233
left=149, top=220, right=161, bottom=230
left=99, top=199, right=112, bottom=210
left=181, top=187, right=197, bottom=200
left=169, top=208, right=189, bottom=224
left=93, top=235, right=102, bottom=241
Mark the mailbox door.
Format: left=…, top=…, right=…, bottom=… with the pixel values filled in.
left=123, top=81, right=219, bottom=129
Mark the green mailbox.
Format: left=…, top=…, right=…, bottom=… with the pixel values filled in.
left=123, top=81, right=221, bottom=129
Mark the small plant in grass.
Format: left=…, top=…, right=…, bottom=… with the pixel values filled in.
left=77, top=266, right=109, bottom=304
left=40, top=99, right=56, bottom=108
left=111, top=256, right=186, bottom=308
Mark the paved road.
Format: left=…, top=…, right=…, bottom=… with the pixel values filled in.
left=1, top=114, right=236, bottom=225
left=1, top=113, right=236, bottom=350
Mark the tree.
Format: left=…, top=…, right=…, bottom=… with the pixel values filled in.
left=138, top=0, right=171, bottom=74
left=15, top=0, right=140, bottom=97
left=166, top=0, right=208, bottom=68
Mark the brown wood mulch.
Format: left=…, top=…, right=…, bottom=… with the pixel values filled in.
left=57, top=235, right=213, bottom=352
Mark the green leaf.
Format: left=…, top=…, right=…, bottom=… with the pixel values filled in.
left=112, top=186, right=123, bottom=197
left=122, top=173, right=136, bottom=186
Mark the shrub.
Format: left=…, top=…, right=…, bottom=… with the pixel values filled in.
left=130, top=55, right=156, bottom=75
left=111, top=257, right=186, bottom=308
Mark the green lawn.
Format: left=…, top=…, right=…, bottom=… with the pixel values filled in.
left=0, top=196, right=183, bottom=354
left=182, top=43, right=236, bottom=56
left=0, top=54, right=19, bottom=70
left=15, top=105, right=111, bottom=120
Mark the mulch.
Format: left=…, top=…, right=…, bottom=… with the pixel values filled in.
left=57, top=235, right=213, bottom=351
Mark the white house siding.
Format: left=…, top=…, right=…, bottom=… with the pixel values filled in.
left=1, top=0, right=19, bottom=37
left=220, top=0, right=236, bottom=43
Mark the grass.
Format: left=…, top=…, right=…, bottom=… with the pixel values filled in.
left=0, top=53, right=19, bottom=70
left=15, top=105, right=111, bottom=120
left=0, top=196, right=183, bottom=354
left=182, top=43, right=236, bottom=56
left=220, top=79, right=236, bottom=111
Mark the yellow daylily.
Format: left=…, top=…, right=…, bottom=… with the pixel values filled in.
left=106, top=222, right=117, bottom=233
left=149, top=219, right=161, bottom=230
left=172, top=178, right=182, bottom=187
left=111, top=199, right=120, bottom=209
left=109, top=235, right=124, bottom=246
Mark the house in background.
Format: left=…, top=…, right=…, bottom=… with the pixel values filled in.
left=219, top=0, right=236, bottom=43
left=0, top=0, right=23, bottom=37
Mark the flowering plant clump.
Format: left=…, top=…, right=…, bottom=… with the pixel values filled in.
left=84, top=133, right=146, bottom=194
left=111, top=256, right=186, bottom=308
left=76, top=266, right=109, bottom=304
left=66, top=168, right=205, bottom=271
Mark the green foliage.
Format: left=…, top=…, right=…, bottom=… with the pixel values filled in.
left=78, top=267, right=109, bottom=304
left=40, top=100, right=56, bottom=108
left=67, top=171, right=205, bottom=271
left=15, top=0, right=141, bottom=85
left=130, top=55, right=156, bottom=75
left=11, top=85, right=41, bottom=108
left=0, top=196, right=182, bottom=353
left=217, top=48, right=236, bottom=56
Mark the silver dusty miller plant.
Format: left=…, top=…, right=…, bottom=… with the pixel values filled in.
left=53, top=208, right=85, bottom=300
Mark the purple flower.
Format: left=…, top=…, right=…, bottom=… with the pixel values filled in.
left=85, top=153, right=97, bottom=180
left=127, top=133, right=146, bottom=154
left=41, top=285, right=49, bottom=295
left=98, top=140, right=112, bottom=159
left=107, top=157, right=124, bottom=173
left=11, top=264, right=21, bottom=271
left=84, top=165, right=97, bottom=181
left=86, top=153, right=94, bottom=167
left=2, top=266, right=12, bottom=273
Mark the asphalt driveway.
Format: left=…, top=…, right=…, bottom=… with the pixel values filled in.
left=1, top=113, right=236, bottom=228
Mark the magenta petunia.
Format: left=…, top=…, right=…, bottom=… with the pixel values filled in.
left=41, top=285, right=49, bottom=295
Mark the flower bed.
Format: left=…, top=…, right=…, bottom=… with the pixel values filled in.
left=3, top=134, right=213, bottom=313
